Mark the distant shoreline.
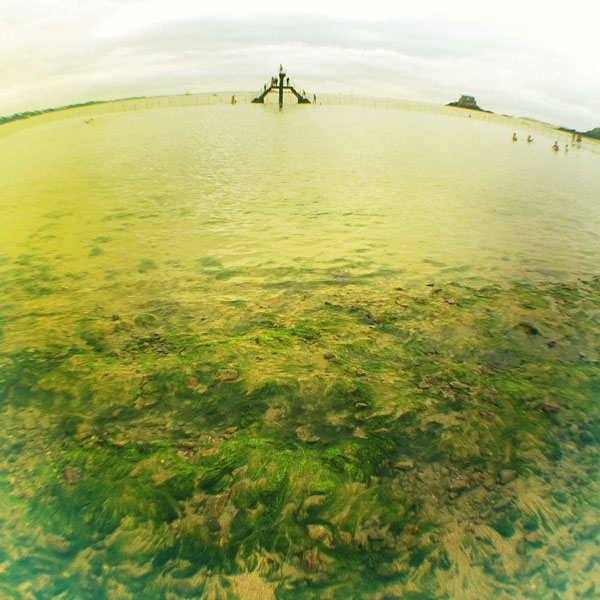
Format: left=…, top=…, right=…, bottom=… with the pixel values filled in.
left=1, top=91, right=599, bottom=145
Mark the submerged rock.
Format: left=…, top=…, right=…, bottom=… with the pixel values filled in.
left=306, top=524, right=333, bottom=547
left=296, top=426, right=321, bottom=444
left=493, top=497, right=512, bottom=511
left=213, top=369, right=239, bottom=384
left=339, top=531, right=352, bottom=545
left=207, top=519, right=221, bottom=532
left=499, top=470, right=518, bottom=485
left=394, top=460, right=414, bottom=471
left=525, top=531, right=544, bottom=545
left=449, top=381, right=469, bottom=391
left=134, top=313, right=157, bottom=327
left=301, top=548, right=322, bottom=572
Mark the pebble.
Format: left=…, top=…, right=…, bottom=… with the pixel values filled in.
left=352, top=427, right=368, bottom=439
left=296, top=426, right=321, bottom=444
left=493, top=497, right=512, bottom=510
left=520, top=556, right=544, bottom=576
left=479, top=409, right=497, bottom=422
left=207, top=519, right=221, bottom=532
left=323, top=352, right=336, bottom=360
left=367, top=529, right=384, bottom=541
left=449, top=381, right=469, bottom=391
left=306, top=524, right=333, bottom=547
left=525, top=531, right=544, bottom=545
left=45, top=534, right=72, bottom=553
left=418, top=382, right=432, bottom=390
left=499, top=470, right=518, bottom=484
left=213, top=369, right=239, bottom=384
left=302, top=548, right=321, bottom=572
left=63, top=466, right=82, bottom=486
left=394, top=460, right=414, bottom=470
left=543, top=401, right=560, bottom=413
left=449, top=481, right=469, bottom=493
left=519, top=322, right=540, bottom=336
left=303, top=495, right=327, bottom=511
left=134, top=313, right=157, bottom=327
left=339, top=531, right=352, bottom=545
left=377, top=563, right=397, bottom=577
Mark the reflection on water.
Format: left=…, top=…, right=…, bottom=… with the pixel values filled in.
left=0, top=104, right=598, bottom=599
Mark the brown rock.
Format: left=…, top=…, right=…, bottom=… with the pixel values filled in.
left=213, top=369, right=239, bottom=384
left=63, top=466, right=82, bottom=486
left=367, top=529, right=384, bottom=541
left=306, top=524, right=333, bottom=547
left=499, top=470, right=518, bottom=485
left=520, top=556, right=544, bottom=577
left=45, top=534, right=72, bottom=553
left=301, top=548, right=322, bottom=572
left=339, top=531, right=353, bottom=545
left=493, top=497, right=512, bottom=510
left=525, top=531, right=544, bottom=545
left=296, top=426, right=321, bottom=444
left=449, top=481, right=469, bottom=493
left=543, top=402, right=560, bottom=413
left=207, top=519, right=221, bottom=532
left=449, top=381, right=469, bottom=391
left=323, top=352, right=336, bottom=360
left=394, top=460, right=414, bottom=471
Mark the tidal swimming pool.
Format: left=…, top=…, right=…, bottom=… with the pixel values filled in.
left=0, top=103, right=599, bottom=599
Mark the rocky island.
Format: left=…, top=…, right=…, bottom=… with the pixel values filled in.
left=446, top=94, right=491, bottom=113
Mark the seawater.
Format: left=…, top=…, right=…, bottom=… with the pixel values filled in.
left=0, top=104, right=598, bottom=599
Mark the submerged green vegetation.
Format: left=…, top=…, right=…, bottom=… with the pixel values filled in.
left=0, top=267, right=598, bottom=599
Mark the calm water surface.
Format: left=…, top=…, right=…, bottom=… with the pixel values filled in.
left=0, top=104, right=599, bottom=599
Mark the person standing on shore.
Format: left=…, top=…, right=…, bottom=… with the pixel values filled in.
left=512, top=133, right=517, bottom=142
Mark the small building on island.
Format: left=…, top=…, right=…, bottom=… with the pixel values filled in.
left=446, top=95, right=489, bottom=112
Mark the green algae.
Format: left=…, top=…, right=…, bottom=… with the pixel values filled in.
left=0, top=279, right=599, bottom=599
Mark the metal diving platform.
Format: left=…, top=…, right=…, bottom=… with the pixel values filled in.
left=252, top=65, right=312, bottom=107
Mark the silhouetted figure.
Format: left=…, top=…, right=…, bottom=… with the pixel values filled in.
left=286, top=77, right=290, bottom=86
left=512, top=132, right=517, bottom=142
left=313, top=94, right=316, bottom=103
left=527, top=135, right=533, bottom=143
left=231, top=95, right=236, bottom=105
left=552, top=141, right=559, bottom=152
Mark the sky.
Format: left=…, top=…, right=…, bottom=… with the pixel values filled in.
left=1, top=0, right=599, bottom=130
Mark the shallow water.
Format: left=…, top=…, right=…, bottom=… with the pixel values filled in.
left=0, top=104, right=599, bottom=599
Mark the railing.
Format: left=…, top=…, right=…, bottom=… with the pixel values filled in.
left=2, top=91, right=598, bottom=155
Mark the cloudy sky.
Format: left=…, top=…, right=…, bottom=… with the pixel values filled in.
left=1, top=0, right=599, bottom=130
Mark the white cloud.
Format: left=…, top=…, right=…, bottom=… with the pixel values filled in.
left=1, top=1, right=599, bottom=130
